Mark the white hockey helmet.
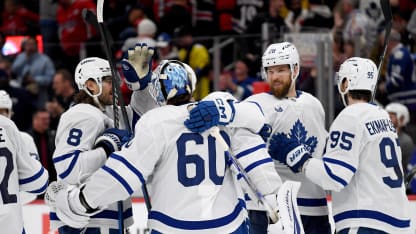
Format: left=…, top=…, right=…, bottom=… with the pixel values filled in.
left=150, top=60, right=196, bottom=104
left=385, top=103, right=410, bottom=127
left=74, top=57, right=112, bottom=97
left=337, top=57, right=378, bottom=106
left=261, top=42, right=300, bottom=81
left=0, top=90, right=12, bottom=118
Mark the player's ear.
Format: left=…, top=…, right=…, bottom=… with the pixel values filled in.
left=340, top=78, right=348, bottom=93
left=85, top=79, right=99, bottom=95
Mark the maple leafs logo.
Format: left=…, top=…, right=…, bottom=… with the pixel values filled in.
left=288, top=119, right=318, bottom=154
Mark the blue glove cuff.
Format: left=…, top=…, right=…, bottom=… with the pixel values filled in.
left=120, top=60, right=150, bottom=90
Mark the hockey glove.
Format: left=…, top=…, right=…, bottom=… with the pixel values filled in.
left=258, top=124, right=272, bottom=142
left=184, top=98, right=235, bottom=133
left=120, top=43, right=154, bottom=90
left=95, top=128, right=131, bottom=157
left=45, top=181, right=90, bottom=228
left=268, top=133, right=311, bottom=173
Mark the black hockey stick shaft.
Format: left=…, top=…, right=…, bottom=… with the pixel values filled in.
left=406, top=167, right=416, bottom=187
left=373, top=0, right=393, bottom=101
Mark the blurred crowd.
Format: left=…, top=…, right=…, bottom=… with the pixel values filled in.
left=0, top=0, right=416, bottom=192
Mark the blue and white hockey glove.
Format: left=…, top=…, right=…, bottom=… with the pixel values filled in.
left=268, top=133, right=311, bottom=173
left=120, top=43, right=154, bottom=91
left=94, top=128, right=131, bottom=157
left=184, top=98, right=235, bottom=133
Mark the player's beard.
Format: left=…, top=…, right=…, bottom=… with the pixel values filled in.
left=270, top=78, right=292, bottom=98
left=99, top=92, right=113, bottom=106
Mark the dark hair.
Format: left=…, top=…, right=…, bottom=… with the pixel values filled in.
left=349, top=90, right=372, bottom=102
left=74, top=90, right=99, bottom=107
left=166, top=93, right=192, bottom=106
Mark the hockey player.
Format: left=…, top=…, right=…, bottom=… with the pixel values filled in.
left=0, top=97, right=49, bottom=233
left=43, top=59, right=301, bottom=233
left=270, top=57, right=412, bottom=233
left=0, top=90, right=40, bottom=204
left=50, top=44, right=159, bottom=233
left=185, top=42, right=331, bottom=233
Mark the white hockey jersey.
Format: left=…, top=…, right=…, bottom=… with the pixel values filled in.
left=0, top=115, right=49, bottom=234
left=245, top=91, right=329, bottom=215
left=19, top=132, right=40, bottom=204
left=305, top=103, right=412, bottom=233
left=82, top=104, right=281, bottom=233
left=50, top=103, right=134, bottom=230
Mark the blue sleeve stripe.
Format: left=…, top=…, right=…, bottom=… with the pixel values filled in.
left=245, top=101, right=265, bottom=115
left=148, top=199, right=245, bottom=230
left=297, top=198, right=327, bottom=207
left=50, top=207, right=133, bottom=221
left=237, top=158, right=273, bottom=180
left=110, top=153, right=146, bottom=185
left=58, top=151, right=81, bottom=180
left=19, top=167, right=45, bottom=184
left=323, top=157, right=356, bottom=173
left=334, top=209, right=410, bottom=228
left=235, top=144, right=266, bottom=159
left=323, top=162, right=348, bottom=187
left=26, top=180, right=48, bottom=194
left=53, top=150, right=81, bottom=163
left=102, top=165, right=134, bottom=195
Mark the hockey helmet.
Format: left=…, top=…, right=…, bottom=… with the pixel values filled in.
left=385, top=103, right=410, bottom=127
left=0, top=90, right=12, bottom=118
left=261, top=42, right=300, bottom=81
left=74, top=57, right=112, bottom=97
left=150, top=60, right=196, bottom=104
left=337, top=57, right=378, bottom=106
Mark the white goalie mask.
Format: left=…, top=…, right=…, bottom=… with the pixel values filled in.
left=261, top=42, right=300, bottom=83
left=149, top=60, right=196, bottom=105
left=0, top=90, right=13, bottom=118
left=337, top=57, right=378, bottom=107
left=74, top=57, right=112, bottom=98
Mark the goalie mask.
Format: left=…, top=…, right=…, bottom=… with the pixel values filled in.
left=261, top=42, right=300, bottom=84
left=337, top=57, right=378, bottom=107
left=0, top=90, right=12, bottom=118
left=74, top=57, right=111, bottom=98
left=150, top=60, right=196, bottom=105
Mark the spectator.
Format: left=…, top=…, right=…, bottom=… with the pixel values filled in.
left=27, top=108, right=57, bottom=186
left=11, top=36, right=55, bottom=108
left=45, top=69, right=75, bottom=130
left=219, top=59, right=260, bottom=100
left=56, top=0, right=97, bottom=72
left=0, top=63, right=36, bottom=131
left=155, top=32, right=178, bottom=61
left=0, top=0, right=39, bottom=35
left=379, top=29, right=416, bottom=120
left=39, top=0, right=60, bottom=67
left=386, top=103, right=415, bottom=175
left=175, top=26, right=211, bottom=100
left=122, top=18, right=157, bottom=52
left=159, top=0, right=193, bottom=36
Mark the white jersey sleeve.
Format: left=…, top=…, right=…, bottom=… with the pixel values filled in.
left=53, top=104, right=111, bottom=184
left=19, top=131, right=41, bottom=204
left=0, top=115, right=48, bottom=234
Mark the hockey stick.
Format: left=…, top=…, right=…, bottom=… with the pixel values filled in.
left=209, top=127, right=279, bottom=221
left=372, top=0, right=393, bottom=101
left=406, top=167, right=416, bottom=187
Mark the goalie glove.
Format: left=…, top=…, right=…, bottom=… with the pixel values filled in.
left=184, top=98, right=235, bottom=133
left=95, top=128, right=131, bottom=157
left=45, top=181, right=99, bottom=228
left=120, top=43, right=154, bottom=90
